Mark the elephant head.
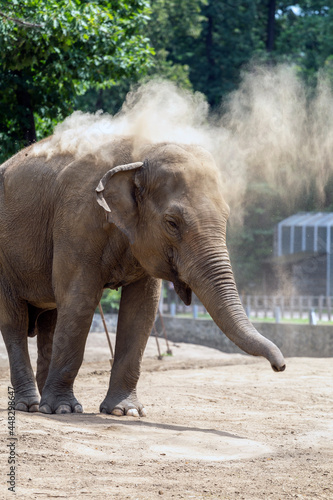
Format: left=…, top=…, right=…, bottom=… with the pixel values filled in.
left=96, top=142, right=286, bottom=372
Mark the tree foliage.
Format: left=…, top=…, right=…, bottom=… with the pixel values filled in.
left=146, top=0, right=206, bottom=88
left=0, top=0, right=153, bottom=160
left=100, top=288, right=122, bottom=313
left=274, top=1, right=333, bottom=84
left=148, top=1, right=333, bottom=107
left=75, top=0, right=206, bottom=114
left=186, top=1, right=266, bottom=107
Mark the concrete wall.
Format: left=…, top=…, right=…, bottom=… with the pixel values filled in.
left=91, top=314, right=333, bottom=357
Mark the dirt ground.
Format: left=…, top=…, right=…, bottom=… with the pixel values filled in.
left=0, top=330, right=332, bottom=500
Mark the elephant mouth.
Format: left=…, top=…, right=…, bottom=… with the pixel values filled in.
left=172, top=275, right=192, bottom=306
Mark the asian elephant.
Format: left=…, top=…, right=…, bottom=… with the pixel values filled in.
left=0, top=136, right=285, bottom=416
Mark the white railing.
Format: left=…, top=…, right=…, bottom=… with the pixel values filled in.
left=240, top=295, right=333, bottom=322
left=161, top=290, right=333, bottom=323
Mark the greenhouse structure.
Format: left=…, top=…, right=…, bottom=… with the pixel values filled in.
left=274, top=212, right=333, bottom=296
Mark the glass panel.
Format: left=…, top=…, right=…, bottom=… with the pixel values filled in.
left=294, top=226, right=302, bottom=253
left=282, top=226, right=291, bottom=255
left=317, top=227, right=327, bottom=254
left=305, top=227, right=314, bottom=252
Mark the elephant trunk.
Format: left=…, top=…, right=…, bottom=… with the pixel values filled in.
left=186, top=245, right=286, bottom=372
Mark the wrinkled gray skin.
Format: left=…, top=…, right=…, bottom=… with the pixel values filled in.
left=0, top=137, right=285, bottom=416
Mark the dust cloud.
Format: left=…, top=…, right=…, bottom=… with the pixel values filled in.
left=221, top=65, right=333, bottom=215
left=33, top=64, right=333, bottom=221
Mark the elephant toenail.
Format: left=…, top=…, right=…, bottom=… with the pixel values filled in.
left=140, top=407, right=147, bottom=417
left=39, top=404, right=52, bottom=414
left=127, top=408, right=139, bottom=417
left=29, top=404, right=40, bottom=413
left=16, top=402, right=28, bottom=412
left=55, top=404, right=72, bottom=414
left=111, top=407, right=124, bottom=416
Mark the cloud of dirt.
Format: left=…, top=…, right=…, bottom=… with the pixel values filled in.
left=220, top=65, right=333, bottom=214
left=33, top=79, right=213, bottom=158
left=32, top=65, right=333, bottom=223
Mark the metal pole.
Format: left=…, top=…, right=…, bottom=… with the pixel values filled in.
left=153, top=324, right=163, bottom=360
left=158, top=309, right=172, bottom=355
left=98, top=302, right=114, bottom=367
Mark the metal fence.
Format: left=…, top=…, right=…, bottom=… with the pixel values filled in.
left=240, top=295, right=333, bottom=322
left=161, top=288, right=333, bottom=323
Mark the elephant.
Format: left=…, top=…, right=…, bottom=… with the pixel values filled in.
left=0, top=135, right=285, bottom=416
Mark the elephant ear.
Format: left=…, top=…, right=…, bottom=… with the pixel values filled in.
left=96, top=162, right=144, bottom=243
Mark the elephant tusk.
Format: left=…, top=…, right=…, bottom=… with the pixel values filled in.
left=96, top=191, right=111, bottom=212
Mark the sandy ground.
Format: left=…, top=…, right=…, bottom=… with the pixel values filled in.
left=0, top=330, right=332, bottom=500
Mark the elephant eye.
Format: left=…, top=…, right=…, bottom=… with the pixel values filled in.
left=168, top=220, right=178, bottom=229
left=165, top=217, right=179, bottom=232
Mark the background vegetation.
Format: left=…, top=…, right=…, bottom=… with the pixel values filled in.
left=1, top=0, right=333, bottom=296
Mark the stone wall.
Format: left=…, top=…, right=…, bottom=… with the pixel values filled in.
left=91, top=314, right=333, bottom=357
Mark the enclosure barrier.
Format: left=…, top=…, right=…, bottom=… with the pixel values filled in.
left=161, top=290, right=333, bottom=324
left=240, top=295, right=333, bottom=323
left=90, top=313, right=333, bottom=357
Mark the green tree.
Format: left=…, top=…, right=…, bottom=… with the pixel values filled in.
left=100, top=288, right=122, bottom=313
left=184, top=1, right=266, bottom=107
left=273, top=2, right=333, bottom=84
left=75, top=0, right=206, bottom=114
left=0, top=0, right=154, bottom=161
left=146, top=0, right=206, bottom=88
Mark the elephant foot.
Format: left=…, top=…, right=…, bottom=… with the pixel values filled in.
left=100, top=392, right=146, bottom=417
left=15, top=393, right=40, bottom=413
left=39, top=391, right=83, bottom=414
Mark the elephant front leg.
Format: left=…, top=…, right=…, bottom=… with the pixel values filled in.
left=39, top=297, right=99, bottom=414
left=100, top=276, right=161, bottom=417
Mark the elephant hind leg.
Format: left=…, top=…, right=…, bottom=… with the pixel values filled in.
left=0, top=295, right=39, bottom=412
left=36, top=309, right=57, bottom=395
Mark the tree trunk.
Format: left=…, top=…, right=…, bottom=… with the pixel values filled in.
left=15, top=80, right=36, bottom=146
left=266, top=0, right=276, bottom=52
